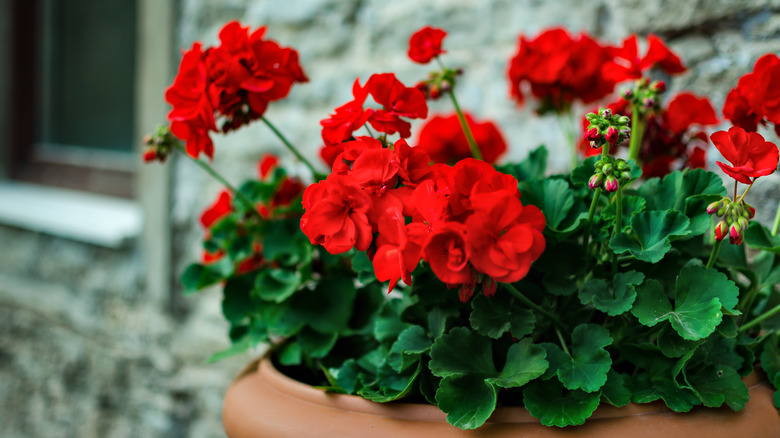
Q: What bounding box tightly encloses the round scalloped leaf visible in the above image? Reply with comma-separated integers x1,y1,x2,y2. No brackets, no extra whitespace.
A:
522,379,601,427
555,324,613,392
470,293,536,339
435,375,497,430
486,338,548,388
429,327,496,378
610,210,691,263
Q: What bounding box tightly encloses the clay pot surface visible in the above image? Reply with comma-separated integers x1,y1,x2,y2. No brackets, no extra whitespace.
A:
223,357,780,437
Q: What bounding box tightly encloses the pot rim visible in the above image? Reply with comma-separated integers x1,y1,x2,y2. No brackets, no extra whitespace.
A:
255,356,768,424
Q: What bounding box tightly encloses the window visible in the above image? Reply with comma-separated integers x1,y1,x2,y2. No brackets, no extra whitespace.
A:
9,0,137,198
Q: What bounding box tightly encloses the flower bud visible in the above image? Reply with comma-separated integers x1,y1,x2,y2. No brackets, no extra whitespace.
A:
604,175,619,192
729,223,743,245
746,204,756,219
617,116,630,125
602,163,613,175
605,127,620,144
622,89,634,100
584,127,600,142
643,97,655,108
585,113,599,123
616,160,630,171
714,220,728,241
620,171,632,180
706,200,722,215
589,173,604,190
601,108,613,118
737,216,749,230
143,148,158,163
439,80,452,93
594,159,604,170
651,80,667,93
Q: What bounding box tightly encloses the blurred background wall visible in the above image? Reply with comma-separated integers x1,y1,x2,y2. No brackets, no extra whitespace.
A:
1,0,778,436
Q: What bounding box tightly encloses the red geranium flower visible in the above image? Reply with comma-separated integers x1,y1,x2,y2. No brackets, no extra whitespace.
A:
417,113,507,164
365,73,429,137
408,26,447,64
723,54,780,135
422,222,472,285
711,126,779,185
603,34,685,83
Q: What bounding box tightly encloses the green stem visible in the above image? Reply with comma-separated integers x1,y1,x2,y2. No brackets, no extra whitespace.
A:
627,106,645,163
705,239,723,269
739,284,760,315
554,326,571,356
174,143,257,212
584,145,612,255
772,200,780,237
448,89,483,161
502,282,566,331
612,188,623,275
261,116,324,180
740,303,780,332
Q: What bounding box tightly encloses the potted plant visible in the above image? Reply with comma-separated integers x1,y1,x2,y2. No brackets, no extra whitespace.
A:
144,21,780,435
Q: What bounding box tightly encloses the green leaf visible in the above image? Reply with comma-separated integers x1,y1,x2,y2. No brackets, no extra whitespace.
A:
601,370,631,407
470,293,535,339
428,307,459,339
237,180,277,203
205,336,252,363
429,328,496,378
685,365,748,410
289,276,356,334
496,145,547,182
181,261,231,294
744,222,780,254
222,275,255,323
610,210,691,263
374,296,415,342
578,271,644,316
602,196,646,233
254,268,301,303
262,219,311,266
520,179,574,230
657,325,703,358
278,341,302,366
430,329,547,430
571,156,600,188
436,375,497,430
486,338,548,388
226,235,254,261
358,362,423,402
632,267,740,340
522,379,601,427
387,325,432,372
554,324,613,393
297,328,338,358
628,373,700,412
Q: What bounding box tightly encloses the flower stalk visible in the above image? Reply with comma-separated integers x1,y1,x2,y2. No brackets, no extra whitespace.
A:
740,303,780,332
262,116,325,180
627,106,646,162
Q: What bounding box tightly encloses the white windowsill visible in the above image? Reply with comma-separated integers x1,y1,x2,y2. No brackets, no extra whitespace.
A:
0,182,142,248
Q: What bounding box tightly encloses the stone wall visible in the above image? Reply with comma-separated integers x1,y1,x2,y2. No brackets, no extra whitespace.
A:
2,0,779,437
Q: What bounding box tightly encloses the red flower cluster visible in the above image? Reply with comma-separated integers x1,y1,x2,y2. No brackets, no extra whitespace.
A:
723,54,780,136
166,21,308,159
602,34,686,83
579,93,718,177
507,28,617,112
408,26,447,64
416,113,507,164
319,74,428,165
711,127,779,185
301,139,545,301
199,154,305,271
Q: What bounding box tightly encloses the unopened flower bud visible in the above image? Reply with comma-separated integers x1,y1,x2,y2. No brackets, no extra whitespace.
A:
707,200,722,215
714,220,728,241
616,160,630,171
601,108,613,118
746,204,756,219
643,97,656,108
605,127,620,144
586,113,599,123
651,80,667,93
620,171,632,180
622,89,634,100
737,216,749,230
439,80,452,93
617,116,630,125
594,159,604,170
602,163,613,175
589,173,604,190
143,148,158,163
584,127,600,142
729,223,743,245
604,175,619,192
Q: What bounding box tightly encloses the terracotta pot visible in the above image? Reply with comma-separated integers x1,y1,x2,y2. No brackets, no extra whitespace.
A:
223,357,779,437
